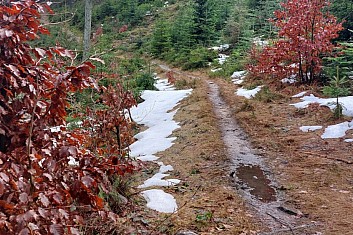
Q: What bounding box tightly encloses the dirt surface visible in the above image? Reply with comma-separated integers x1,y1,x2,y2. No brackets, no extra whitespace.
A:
129,62,353,235
130,64,258,234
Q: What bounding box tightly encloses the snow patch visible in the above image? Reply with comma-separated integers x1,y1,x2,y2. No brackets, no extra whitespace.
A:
231,71,246,85
292,94,353,139
154,78,175,91
291,94,353,117
253,37,269,47
292,91,308,98
281,76,297,84
211,68,222,72
209,44,230,52
218,54,229,65
141,189,177,213
130,78,191,213
138,163,180,188
236,86,263,99
299,126,323,132
321,122,353,139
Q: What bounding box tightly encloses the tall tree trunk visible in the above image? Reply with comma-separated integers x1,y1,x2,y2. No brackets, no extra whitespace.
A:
83,0,92,61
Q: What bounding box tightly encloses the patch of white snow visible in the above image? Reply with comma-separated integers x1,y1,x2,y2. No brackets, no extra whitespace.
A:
231,71,246,85
209,44,230,52
236,86,263,99
281,76,297,84
130,88,192,160
218,54,229,65
299,126,323,132
138,163,180,188
130,78,192,213
154,78,175,91
292,91,308,98
141,189,177,213
291,95,353,117
211,68,222,72
321,122,353,139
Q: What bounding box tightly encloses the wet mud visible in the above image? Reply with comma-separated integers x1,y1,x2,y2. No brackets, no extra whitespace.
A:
236,164,276,203
207,81,321,234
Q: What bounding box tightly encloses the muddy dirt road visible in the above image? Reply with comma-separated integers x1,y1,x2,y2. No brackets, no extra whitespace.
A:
132,62,353,235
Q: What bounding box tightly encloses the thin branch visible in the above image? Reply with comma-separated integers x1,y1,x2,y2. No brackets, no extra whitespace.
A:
147,185,202,235
259,222,321,235
266,212,294,234
41,11,76,26
303,151,353,164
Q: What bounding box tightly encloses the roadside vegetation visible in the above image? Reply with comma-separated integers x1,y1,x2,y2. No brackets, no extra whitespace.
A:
2,0,353,234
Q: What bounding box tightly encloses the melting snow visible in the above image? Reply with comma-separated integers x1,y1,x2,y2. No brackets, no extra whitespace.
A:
236,86,263,99
299,126,323,132
292,94,353,139
231,71,246,85
291,95,353,117
218,54,229,65
253,37,269,47
321,122,353,139
130,78,191,213
211,68,222,72
138,163,180,188
141,189,178,213
292,91,308,98
209,44,230,52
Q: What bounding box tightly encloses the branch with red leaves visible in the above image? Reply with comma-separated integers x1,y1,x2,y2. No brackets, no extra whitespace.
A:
0,1,139,234
248,0,343,83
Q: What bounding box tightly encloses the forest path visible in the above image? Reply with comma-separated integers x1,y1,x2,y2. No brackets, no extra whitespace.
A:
141,61,323,234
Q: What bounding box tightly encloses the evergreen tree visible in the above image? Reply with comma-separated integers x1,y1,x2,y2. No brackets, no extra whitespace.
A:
150,19,172,57
247,0,280,37
330,0,353,40
171,3,196,52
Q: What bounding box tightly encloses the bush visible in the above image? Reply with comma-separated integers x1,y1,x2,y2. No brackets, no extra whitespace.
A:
182,47,217,70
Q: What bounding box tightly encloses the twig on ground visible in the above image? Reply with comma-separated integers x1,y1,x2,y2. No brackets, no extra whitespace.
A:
147,185,202,235
259,222,320,235
303,151,353,164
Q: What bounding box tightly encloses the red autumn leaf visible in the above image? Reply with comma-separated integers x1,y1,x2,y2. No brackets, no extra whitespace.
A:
248,0,343,83
0,200,15,210
19,228,30,235
69,227,80,235
19,192,29,204
49,224,64,235
81,175,96,188
84,61,96,69
39,193,50,207
0,181,5,196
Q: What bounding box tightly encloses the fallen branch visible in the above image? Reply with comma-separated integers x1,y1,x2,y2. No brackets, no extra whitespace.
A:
259,222,320,235
41,10,76,26
147,185,202,235
266,212,295,235
302,151,353,164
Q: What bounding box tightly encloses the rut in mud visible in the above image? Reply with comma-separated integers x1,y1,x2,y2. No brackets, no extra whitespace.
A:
207,81,321,234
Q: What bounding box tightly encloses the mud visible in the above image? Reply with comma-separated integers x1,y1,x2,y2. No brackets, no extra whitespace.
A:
207,81,320,234
236,164,276,203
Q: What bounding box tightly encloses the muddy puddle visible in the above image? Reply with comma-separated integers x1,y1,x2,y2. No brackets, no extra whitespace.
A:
207,81,321,234
236,164,276,203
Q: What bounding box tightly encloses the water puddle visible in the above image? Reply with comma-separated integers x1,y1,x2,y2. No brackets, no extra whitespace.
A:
236,164,276,203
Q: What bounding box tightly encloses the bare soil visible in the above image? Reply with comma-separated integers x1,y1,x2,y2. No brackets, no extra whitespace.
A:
127,63,353,235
